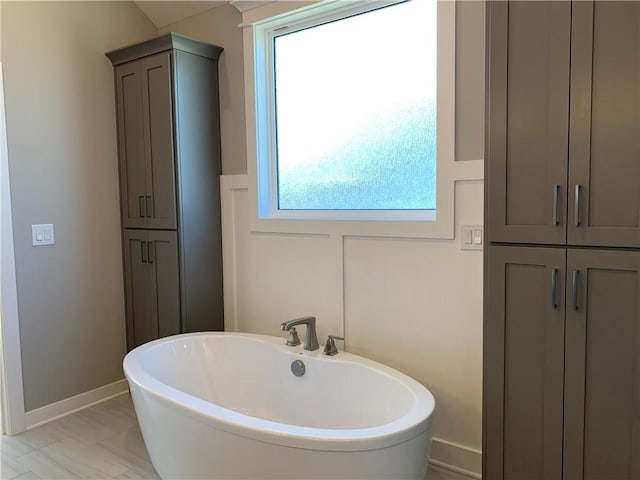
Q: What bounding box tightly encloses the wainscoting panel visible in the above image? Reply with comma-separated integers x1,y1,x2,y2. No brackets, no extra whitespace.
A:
220,174,483,475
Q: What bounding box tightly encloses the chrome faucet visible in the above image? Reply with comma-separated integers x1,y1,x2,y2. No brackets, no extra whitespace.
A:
280,316,319,351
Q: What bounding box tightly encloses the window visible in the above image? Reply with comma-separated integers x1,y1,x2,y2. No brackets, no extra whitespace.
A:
273,0,437,212
248,0,460,237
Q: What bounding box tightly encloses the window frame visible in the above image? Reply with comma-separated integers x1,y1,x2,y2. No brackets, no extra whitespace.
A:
244,0,460,238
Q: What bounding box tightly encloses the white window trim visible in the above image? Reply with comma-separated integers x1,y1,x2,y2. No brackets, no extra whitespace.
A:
242,0,462,238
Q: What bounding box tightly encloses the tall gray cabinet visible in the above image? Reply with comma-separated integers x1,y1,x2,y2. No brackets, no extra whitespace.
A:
484,2,640,479
106,34,225,350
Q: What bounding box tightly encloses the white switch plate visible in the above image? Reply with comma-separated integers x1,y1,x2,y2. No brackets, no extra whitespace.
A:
32,224,55,246
460,224,483,250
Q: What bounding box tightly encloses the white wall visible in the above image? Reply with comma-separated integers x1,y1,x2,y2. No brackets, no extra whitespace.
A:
1,1,157,412
222,176,483,475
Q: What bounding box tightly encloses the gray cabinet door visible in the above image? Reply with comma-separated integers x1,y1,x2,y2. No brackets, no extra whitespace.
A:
486,2,571,245
147,230,181,339
568,2,640,248
123,230,181,350
122,230,154,349
115,53,177,230
485,245,565,480
115,62,147,229
564,249,640,480
141,53,177,230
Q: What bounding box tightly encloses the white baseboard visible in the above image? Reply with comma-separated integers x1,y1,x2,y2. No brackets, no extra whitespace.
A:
429,437,482,478
25,379,129,430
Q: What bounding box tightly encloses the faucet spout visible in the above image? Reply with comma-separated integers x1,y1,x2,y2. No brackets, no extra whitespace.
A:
280,316,315,331
280,316,319,351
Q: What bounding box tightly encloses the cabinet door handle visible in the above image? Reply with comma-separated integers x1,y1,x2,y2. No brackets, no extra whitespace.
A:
138,195,146,218
147,241,154,264
574,184,581,226
572,270,580,311
551,268,558,309
552,184,560,225
145,196,152,218
140,241,147,263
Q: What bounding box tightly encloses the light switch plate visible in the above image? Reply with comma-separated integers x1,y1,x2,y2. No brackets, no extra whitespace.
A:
460,224,483,250
32,224,55,246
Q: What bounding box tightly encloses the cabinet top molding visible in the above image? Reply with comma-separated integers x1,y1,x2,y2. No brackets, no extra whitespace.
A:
106,33,223,66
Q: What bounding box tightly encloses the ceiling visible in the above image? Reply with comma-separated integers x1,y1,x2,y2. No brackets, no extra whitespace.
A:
134,2,226,28
134,1,272,28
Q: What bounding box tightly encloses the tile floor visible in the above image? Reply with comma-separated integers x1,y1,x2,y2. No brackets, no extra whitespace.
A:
1,394,473,479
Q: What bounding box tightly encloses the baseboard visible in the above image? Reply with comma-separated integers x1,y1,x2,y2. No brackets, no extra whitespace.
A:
429,437,482,478
25,379,129,430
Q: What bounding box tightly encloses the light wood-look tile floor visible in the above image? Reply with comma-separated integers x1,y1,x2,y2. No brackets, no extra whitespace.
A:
1,394,158,479
1,393,474,480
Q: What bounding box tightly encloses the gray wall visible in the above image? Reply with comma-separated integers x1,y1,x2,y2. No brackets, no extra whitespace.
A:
1,1,157,411
159,5,247,175
456,1,485,162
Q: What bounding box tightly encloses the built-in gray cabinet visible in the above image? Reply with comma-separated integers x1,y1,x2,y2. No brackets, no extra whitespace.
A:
487,1,640,248
485,2,640,479
107,33,225,350
485,245,565,480
485,246,640,479
485,1,571,245
115,52,177,230
122,230,181,348
563,249,640,480
567,2,640,248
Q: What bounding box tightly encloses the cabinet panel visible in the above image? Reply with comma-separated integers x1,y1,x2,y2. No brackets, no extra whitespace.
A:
115,62,147,229
486,1,570,245
148,231,180,338
568,1,640,247
485,245,565,480
564,249,640,480
123,230,154,349
141,53,177,230
174,50,224,333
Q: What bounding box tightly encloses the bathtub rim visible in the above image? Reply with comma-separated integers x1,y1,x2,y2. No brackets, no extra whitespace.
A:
124,331,435,452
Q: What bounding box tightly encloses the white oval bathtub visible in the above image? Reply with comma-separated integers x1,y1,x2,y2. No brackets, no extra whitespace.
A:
123,332,435,479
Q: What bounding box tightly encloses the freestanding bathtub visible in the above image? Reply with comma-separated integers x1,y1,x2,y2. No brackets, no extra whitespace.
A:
123,332,435,479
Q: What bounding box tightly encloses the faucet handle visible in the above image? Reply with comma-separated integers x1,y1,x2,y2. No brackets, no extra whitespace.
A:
286,327,301,346
323,335,344,356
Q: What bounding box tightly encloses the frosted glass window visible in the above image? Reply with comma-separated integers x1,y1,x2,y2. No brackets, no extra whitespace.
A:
273,0,437,211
